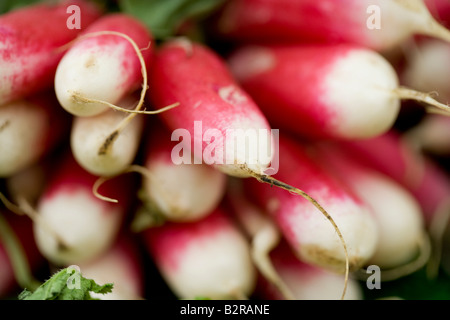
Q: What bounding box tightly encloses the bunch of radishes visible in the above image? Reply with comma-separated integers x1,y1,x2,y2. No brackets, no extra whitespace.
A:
2,0,450,301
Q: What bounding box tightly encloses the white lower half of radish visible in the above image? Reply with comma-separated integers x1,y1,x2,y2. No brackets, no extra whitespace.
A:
212,117,275,178
34,188,123,266
55,41,135,117
353,172,425,269
71,108,143,177
278,264,363,300
0,100,46,177
160,229,256,299
143,161,226,222
275,191,379,272
322,49,400,140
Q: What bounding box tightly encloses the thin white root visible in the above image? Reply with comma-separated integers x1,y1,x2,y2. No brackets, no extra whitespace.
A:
251,226,296,300
394,87,450,115
249,172,350,301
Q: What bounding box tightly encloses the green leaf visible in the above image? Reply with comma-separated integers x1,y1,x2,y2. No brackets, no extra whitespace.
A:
118,0,226,40
18,266,113,300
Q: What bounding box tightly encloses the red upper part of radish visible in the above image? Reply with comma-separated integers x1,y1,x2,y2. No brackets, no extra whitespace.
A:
0,0,102,106
148,39,274,178
216,0,450,51
228,43,400,140
54,13,153,117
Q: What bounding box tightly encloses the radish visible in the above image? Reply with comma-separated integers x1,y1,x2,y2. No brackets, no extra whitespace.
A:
70,95,144,177
0,91,71,178
54,13,154,117
215,0,450,51
137,120,227,223
309,142,429,276
338,130,450,225
0,210,44,298
75,233,144,300
426,0,450,27
148,39,275,178
242,134,379,281
255,242,364,300
0,0,102,106
32,152,134,266
148,39,355,295
227,43,450,141
141,207,257,299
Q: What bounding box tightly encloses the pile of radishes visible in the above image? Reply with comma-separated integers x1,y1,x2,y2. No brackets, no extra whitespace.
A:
2,0,450,301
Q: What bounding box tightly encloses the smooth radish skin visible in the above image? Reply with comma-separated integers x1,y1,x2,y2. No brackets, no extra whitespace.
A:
75,233,144,300
33,153,134,266
54,13,154,117
310,142,427,273
228,43,450,141
243,134,379,276
0,91,71,178
148,39,275,178
216,0,450,52
426,0,450,27
0,0,102,106
70,95,144,177
255,242,363,300
141,207,257,299
138,121,227,222
0,210,44,298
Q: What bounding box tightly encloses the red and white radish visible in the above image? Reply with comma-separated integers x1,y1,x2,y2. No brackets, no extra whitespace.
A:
310,142,428,273
54,13,154,117
0,0,102,106
138,121,227,222
32,152,134,266
0,91,71,178
148,39,275,178
70,95,144,177
256,242,364,300
141,207,257,299
243,134,379,276
216,0,450,51
228,43,450,141
75,233,144,300
338,130,450,225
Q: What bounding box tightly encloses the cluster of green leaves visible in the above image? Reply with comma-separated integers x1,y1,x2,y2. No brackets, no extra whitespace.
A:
19,267,113,300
